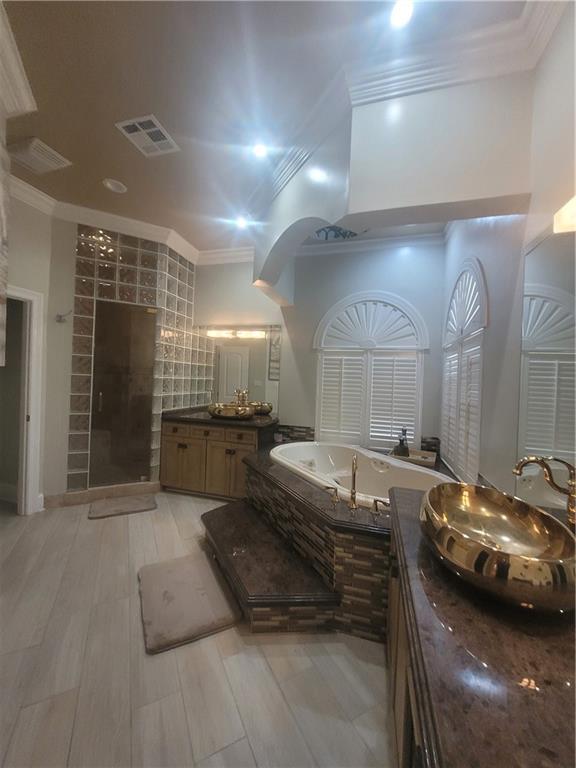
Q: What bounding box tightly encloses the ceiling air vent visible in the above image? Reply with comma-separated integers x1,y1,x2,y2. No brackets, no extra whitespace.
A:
115,115,180,157
8,137,72,174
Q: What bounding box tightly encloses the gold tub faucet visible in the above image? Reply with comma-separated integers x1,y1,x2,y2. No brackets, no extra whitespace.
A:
349,454,358,513
513,456,576,529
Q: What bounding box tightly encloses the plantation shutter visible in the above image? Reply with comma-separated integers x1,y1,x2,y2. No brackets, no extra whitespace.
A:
441,348,459,468
456,337,482,482
368,353,418,447
317,352,365,442
522,353,575,459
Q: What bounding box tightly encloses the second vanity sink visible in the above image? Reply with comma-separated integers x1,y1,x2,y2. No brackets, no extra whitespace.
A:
420,483,576,612
207,403,255,419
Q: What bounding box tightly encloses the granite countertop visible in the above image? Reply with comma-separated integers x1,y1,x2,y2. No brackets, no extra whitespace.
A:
389,487,575,768
244,449,391,536
162,408,278,429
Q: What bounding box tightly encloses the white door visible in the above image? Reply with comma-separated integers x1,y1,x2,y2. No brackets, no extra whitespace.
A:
218,346,249,402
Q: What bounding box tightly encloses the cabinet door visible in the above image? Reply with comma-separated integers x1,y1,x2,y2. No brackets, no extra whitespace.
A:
160,437,182,488
180,438,207,493
228,446,252,499
205,441,231,497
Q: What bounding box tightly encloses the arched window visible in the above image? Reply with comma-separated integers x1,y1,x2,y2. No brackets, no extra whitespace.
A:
314,292,429,448
441,259,487,482
519,284,575,459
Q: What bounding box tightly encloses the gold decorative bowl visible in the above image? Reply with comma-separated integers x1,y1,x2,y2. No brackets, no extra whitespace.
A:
207,403,255,420
248,401,273,415
420,483,576,612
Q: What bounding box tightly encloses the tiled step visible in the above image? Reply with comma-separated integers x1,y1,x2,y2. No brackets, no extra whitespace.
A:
202,501,339,632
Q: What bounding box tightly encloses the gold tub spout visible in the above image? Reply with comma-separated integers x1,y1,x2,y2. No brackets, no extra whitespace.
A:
349,454,358,513
513,456,576,530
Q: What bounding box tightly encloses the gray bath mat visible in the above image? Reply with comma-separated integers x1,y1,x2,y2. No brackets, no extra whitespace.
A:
138,550,242,654
88,494,157,519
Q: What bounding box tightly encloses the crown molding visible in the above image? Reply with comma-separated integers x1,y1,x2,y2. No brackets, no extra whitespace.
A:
0,4,36,118
197,247,254,266
267,73,351,204
9,175,200,264
9,175,56,215
298,231,445,259
346,2,567,107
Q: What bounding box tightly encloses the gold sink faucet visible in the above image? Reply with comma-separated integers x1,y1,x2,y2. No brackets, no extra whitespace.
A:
513,456,576,529
349,454,358,513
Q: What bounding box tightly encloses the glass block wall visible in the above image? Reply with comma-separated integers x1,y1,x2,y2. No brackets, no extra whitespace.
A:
67,225,214,491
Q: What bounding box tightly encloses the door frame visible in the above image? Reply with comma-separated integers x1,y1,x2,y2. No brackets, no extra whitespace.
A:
7,284,44,515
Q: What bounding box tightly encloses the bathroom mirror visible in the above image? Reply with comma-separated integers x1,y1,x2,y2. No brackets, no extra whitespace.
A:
201,325,282,413
515,231,575,508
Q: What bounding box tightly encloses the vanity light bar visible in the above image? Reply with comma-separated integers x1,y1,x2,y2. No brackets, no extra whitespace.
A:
206,329,266,339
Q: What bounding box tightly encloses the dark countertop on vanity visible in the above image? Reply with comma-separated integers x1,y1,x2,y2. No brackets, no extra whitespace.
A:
389,487,575,768
244,449,391,536
162,409,278,430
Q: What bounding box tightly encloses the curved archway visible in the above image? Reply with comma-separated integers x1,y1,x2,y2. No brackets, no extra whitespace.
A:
313,291,430,351
444,258,488,346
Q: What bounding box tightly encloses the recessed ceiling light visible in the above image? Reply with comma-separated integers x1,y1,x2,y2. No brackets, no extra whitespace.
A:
308,167,328,183
390,0,413,29
235,216,249,229
102,178,127,194
252,144,269,159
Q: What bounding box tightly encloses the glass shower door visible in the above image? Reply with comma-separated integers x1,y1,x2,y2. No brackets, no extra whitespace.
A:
89,301,156,487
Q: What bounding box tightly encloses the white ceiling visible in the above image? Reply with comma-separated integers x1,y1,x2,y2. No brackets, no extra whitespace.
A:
6,1,527,251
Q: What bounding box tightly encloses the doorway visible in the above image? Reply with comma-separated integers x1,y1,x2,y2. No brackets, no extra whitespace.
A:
0,298,26,515
217,345,249,402
89,301,156,487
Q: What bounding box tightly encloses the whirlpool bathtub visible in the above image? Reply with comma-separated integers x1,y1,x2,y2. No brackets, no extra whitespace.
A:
270,441,451,508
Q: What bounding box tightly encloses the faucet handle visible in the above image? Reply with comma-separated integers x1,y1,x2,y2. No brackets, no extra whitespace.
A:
324,486,339,507
372,498,390,519
545,457,576,485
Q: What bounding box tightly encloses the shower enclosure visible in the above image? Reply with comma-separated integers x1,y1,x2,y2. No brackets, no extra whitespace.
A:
89,301,156,487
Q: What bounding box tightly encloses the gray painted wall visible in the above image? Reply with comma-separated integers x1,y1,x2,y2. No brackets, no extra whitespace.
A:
195,262,283,326
280,239,446,432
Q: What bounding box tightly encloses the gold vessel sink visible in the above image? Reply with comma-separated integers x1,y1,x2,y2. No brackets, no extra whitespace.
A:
207,403,255,420
248,401,273,415
420,483,576,612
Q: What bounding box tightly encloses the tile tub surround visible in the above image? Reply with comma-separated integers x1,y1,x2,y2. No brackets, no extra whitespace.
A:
67,225,214,491
244,452,391,642
389,487,575,768
275,425,316,442
202,501,339,634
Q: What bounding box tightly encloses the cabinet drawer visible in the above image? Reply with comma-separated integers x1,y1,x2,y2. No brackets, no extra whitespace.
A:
190,426,226,440
162,422,190,437
225,429,257,446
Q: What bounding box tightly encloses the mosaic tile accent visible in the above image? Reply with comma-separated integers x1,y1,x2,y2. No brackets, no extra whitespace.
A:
246,467,390,642
66,226,214,491
276,424,315,442
248,605,335,633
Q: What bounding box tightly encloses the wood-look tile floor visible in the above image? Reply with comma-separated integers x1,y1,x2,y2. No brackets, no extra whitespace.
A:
0,492,392,768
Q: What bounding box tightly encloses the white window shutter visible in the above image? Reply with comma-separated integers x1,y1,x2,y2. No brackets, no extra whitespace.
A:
441,349,459,468
457,338,482,482
369,354,418,447
522,354,575,459
317,353,365,442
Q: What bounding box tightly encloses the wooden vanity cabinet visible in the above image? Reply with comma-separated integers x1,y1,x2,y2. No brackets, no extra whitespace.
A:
161,419,266,500
388,534,424,768
159,436,206,493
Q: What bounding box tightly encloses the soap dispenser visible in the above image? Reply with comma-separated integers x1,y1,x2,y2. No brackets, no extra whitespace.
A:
392,427,410,457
